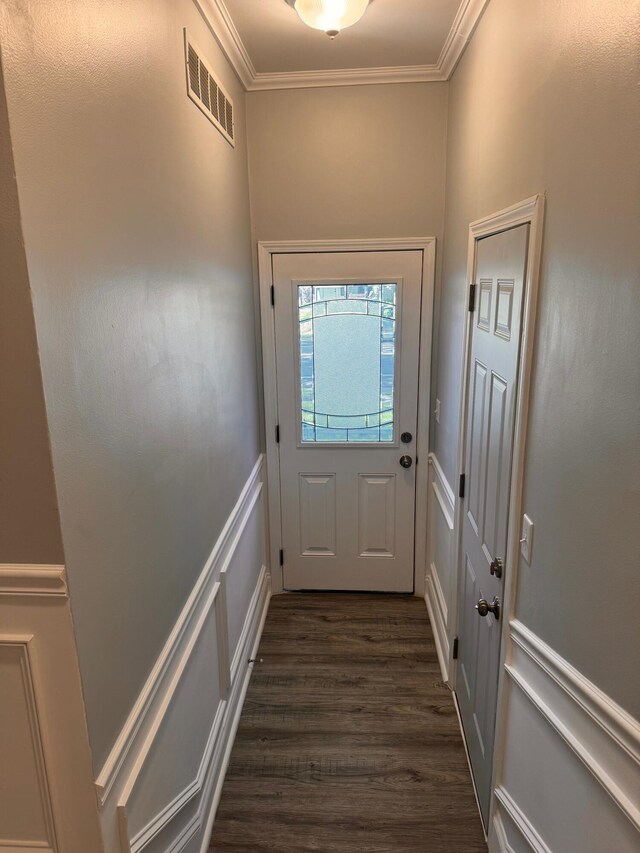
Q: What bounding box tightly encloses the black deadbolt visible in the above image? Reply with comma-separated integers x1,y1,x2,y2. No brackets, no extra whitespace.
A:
401,431,413,443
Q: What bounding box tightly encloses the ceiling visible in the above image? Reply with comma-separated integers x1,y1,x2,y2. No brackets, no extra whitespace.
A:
197,0,489,89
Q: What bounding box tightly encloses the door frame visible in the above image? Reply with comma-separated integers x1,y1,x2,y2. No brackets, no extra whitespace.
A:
449,196,545,824
258,238,436,596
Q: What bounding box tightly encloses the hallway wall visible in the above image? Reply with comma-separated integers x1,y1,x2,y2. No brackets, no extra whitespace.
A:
246,81,449,452
0,54,63,564
436,0,639,718
246,83,449,244
0,0,261,777
433,0,640,848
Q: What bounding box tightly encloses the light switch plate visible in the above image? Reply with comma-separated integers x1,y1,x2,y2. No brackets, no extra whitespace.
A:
520,514,534,564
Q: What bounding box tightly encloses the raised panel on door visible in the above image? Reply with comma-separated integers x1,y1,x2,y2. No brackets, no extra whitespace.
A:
299,474,337,556
467,359,488,536
482,372,509,562
357,474,396,558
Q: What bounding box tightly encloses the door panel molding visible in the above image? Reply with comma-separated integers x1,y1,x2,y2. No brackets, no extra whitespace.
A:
449,195,546,830
258,238,436,596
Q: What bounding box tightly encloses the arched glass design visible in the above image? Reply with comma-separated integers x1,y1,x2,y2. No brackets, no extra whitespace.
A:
298,283,397,443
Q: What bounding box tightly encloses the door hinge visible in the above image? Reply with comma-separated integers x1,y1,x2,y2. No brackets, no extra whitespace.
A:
458,473,466,499
275,424,280,444
453,636,459,659
468,283,476,312
270,285,275,307
279,549,284,567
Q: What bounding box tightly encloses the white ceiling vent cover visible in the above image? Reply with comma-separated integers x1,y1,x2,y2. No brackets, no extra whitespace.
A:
184,30,235,147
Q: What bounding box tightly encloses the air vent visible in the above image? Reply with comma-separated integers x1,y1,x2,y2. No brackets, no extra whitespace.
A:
184,30,235,147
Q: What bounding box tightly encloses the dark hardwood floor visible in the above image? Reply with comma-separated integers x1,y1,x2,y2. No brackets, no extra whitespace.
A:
209,594,486,852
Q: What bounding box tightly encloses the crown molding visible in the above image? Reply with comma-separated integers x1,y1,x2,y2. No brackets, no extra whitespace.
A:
193,0,256,89
436,0,490,78
196,0,491,91
250,64,444,90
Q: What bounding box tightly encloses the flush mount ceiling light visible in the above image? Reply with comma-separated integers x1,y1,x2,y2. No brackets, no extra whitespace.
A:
285,0,371,39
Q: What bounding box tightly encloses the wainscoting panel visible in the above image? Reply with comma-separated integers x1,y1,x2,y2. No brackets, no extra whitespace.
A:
96,456,271,853
490,620,640,852
425,453,456,682
0,566,103,852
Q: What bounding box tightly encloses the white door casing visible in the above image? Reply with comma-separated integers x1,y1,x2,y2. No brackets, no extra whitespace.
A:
456,224,530,827
269,248,427,593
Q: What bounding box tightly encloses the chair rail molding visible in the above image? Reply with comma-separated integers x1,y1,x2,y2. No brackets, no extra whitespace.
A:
490,619,640,852
506,620,640,831
0,563,67,596
95,455,271,853
195,0,490,90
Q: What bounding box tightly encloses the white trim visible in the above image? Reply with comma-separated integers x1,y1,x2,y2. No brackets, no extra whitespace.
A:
0,564,67,597
193,0,255,89
449,196,545,813
117,581,226,851
425,453,456,682
95,456,263,804
257,238,435,597
0,577,103,850
492,811,515,853
506,620,640,832
425,576,449,682
194,0,489,90
0,636,59,851
198,568,271,852
249,64,444,91
436,0,491,79
119,568,271,853
166,814,201,853
510,620,640,769
493,788,552,853
429,452,456,513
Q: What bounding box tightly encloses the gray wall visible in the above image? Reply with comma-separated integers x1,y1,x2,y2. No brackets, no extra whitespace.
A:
0,0,260,769
436,0,640,715
0,54,64,565
246,82,449,446
246,83,449,242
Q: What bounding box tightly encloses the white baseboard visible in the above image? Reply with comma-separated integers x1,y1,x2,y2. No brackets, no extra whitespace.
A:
491,619,640,852
96,456,271,853
425,453,456,683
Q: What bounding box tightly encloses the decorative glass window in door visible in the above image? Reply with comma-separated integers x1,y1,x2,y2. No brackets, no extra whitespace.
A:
298,283,397,442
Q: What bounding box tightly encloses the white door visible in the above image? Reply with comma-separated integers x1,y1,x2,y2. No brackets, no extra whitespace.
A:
456,225,529,826
272,250,424,592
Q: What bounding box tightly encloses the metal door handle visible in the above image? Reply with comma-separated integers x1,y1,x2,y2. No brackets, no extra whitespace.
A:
475,596,500,620
490,557,503,579
399,455,413,469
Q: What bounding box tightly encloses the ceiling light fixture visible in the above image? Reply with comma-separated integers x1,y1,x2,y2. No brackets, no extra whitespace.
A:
286,0,371,39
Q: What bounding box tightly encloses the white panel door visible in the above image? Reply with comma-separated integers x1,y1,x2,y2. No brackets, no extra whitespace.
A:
273,251,423,591
457,225,529,827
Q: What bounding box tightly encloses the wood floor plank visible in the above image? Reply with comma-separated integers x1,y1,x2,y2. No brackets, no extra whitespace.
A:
209,594,486,852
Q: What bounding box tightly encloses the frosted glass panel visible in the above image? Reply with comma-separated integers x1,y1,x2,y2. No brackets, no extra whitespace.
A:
298,284,396,443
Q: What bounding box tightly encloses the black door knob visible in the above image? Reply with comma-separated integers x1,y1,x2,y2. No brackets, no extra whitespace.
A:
399,455,413,469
